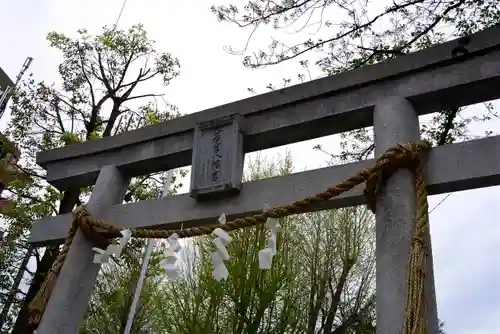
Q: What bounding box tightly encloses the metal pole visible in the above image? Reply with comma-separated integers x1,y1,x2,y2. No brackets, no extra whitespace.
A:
123,170,174,334
0,246,33,329
0,57,33,119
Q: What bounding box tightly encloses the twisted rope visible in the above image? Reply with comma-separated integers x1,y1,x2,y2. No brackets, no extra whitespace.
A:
29,140,432,333
402,159,431,333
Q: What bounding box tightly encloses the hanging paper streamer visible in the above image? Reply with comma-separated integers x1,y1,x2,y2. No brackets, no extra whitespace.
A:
160,233,181,280
92,247,111,264
211,213,232,281
258,203,281,269
157,171,182,279
92,229,132,264
107,230,132,257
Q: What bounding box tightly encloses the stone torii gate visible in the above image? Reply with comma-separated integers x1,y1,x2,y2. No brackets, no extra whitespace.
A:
28,25,500,333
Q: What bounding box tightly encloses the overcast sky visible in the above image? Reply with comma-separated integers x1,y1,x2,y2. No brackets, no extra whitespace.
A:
1,0,499,333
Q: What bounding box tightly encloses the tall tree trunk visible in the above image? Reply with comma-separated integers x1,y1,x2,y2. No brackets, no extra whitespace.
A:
102,102,122,138
323,263,352,333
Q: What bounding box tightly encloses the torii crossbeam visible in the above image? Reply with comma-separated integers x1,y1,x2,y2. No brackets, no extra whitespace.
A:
28,25,500,334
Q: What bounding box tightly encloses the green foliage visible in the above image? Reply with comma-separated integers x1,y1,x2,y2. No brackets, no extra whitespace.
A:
0,23,181,333
60,132,82,145
2,0,483,329
47,24,180,97
212,0,498,70
77,151,451,334
80,243,168,333
213,0,500,161
142,154,376,333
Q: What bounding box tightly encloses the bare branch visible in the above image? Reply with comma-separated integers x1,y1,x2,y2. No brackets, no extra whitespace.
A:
125,93,164,102
53,98,66,133
250,0,426,67
97,51,115,94
77,42,97,107
116,39,137,89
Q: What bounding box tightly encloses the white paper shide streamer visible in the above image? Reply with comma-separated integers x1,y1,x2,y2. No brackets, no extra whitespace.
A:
258,203,281,270
211,213,232,281
92,229,132,264
160,233,181,280
155,170,183,280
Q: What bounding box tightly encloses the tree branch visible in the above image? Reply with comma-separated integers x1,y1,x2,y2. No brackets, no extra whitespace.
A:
125,93,164,101
437,107,460,146
53,98,66,133
77,42,97,107
116,42,136,89
119,69,158,90
12,164,46,180
97,51,115,94
323,262,354,333
212,0,315,28
241,0,426,67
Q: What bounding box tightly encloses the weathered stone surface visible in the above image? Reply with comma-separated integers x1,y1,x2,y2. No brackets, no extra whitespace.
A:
190,114,244,200
29,134,500,245
27,25,500,334
373,97,438,334
36,166,130,334
35,26,500,190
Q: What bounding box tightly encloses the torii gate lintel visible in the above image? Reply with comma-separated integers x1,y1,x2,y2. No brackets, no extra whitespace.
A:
28,25,500,334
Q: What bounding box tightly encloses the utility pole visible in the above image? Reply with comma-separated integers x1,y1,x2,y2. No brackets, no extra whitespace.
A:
123,170,174,334
0,57,33,331
0,246,33,329
0,57,33,118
